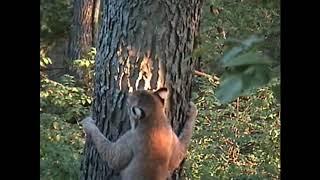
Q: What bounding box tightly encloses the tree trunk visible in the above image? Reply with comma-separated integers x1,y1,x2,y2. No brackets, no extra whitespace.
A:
68,0,101,76
80,0,203,179
93,0,101,47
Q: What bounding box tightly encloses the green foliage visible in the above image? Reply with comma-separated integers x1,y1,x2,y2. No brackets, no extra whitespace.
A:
40,113,85,180
220,36,264,66
196,0,280,104
183,0,280,178
270,83,280,103
197,0,280,73
185,77,280,179
40,48,52,70
40,49,92,179
41,76,91,123
41,48,54,79
73,48,96,68
215,36,275,104
222,50,272,68
72,47,96,94
40,0,72,43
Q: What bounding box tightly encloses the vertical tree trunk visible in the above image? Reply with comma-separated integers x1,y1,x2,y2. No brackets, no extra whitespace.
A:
93,0,101,47
80,0,203,179
68,0,101,77
194,24,202,71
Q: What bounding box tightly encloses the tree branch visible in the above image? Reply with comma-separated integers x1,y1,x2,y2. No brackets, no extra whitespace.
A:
194,70,220,81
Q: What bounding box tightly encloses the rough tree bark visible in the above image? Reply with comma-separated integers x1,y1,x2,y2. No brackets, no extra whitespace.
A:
68,0,101,75
80,0,203,179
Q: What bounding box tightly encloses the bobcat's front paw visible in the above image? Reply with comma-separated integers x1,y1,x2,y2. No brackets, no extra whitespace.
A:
80,116,96,134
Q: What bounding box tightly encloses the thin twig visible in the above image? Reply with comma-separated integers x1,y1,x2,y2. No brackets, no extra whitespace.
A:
236,97,240,118
194,70,220,81
44,67,67,71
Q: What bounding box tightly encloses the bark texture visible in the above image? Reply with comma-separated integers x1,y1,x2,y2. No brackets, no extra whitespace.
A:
68,0,100,61
80,0,203,179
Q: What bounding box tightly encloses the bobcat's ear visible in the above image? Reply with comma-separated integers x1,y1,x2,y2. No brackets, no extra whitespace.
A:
154,87,168,103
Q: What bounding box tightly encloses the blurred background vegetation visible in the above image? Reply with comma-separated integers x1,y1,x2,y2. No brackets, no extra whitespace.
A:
40,0,280,179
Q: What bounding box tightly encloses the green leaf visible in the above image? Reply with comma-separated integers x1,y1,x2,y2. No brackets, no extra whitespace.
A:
43,58,49,64
52,122,59,130
81,100,86,105
215,74,243,104
220,46,244,65
40,61,45,68
223,52,273,67
221,35,264,65
80,61,85,67
242,65,271,89
55,134,61,141
73,60,81,64
42,57,52,65
85,60,90,67
47,58,52,64
215,65,272,104
271,83,280,102
71,88,78,92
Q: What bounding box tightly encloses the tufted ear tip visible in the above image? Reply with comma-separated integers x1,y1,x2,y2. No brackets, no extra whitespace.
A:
154,87,168,101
